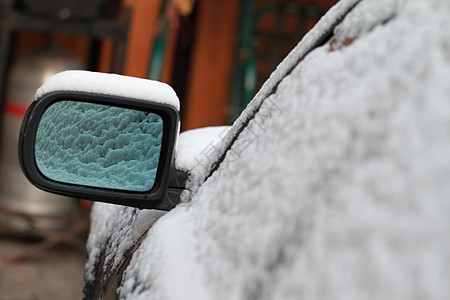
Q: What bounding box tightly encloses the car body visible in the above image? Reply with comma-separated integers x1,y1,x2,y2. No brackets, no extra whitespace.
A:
19,0,450,299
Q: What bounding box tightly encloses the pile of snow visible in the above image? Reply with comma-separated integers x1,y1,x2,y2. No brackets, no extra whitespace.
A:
174,126,230,173
36,70,180,110
36,101,163,191
86,0,450,299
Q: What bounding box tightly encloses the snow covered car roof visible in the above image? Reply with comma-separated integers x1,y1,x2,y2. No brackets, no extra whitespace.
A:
84,0,450,299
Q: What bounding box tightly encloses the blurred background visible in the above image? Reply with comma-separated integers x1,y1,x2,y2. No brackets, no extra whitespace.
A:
0,0,336,298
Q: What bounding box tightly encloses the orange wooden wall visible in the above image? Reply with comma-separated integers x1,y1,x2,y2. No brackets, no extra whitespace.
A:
182,0,240,130
121,0,162,77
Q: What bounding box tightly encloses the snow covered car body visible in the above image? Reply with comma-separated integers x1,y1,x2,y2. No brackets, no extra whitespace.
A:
18,0,450,299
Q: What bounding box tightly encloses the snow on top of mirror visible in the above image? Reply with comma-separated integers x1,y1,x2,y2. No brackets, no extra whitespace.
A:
35,70,180,111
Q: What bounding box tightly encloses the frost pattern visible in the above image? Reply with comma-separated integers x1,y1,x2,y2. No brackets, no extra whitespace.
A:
36,101,163,191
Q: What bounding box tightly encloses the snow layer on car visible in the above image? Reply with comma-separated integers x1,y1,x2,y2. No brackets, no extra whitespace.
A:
35,101,163,191
116,0,450,299
35,70,180,110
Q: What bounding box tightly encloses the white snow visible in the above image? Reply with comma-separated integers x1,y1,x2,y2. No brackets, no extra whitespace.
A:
86,0,450,299
35,70,180,110
174,126,231,172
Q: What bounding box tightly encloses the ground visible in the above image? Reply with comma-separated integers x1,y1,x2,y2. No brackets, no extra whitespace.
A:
0,236,86,300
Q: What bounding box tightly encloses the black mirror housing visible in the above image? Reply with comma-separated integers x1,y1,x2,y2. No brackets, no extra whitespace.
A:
19,71,183,210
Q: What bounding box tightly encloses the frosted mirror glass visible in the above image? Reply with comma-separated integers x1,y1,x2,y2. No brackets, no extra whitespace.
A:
35,101,163,192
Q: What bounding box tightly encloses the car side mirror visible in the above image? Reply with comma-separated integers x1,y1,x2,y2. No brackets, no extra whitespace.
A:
19,71,187,210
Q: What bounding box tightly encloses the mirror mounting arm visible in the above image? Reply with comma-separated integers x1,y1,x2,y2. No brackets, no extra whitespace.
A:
147,167,189,211
167,166,189,189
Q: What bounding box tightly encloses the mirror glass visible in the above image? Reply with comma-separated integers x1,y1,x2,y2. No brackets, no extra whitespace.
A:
35,101,163,192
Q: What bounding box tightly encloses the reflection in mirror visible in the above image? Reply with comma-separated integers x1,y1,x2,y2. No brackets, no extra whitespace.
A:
35,101,163,192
